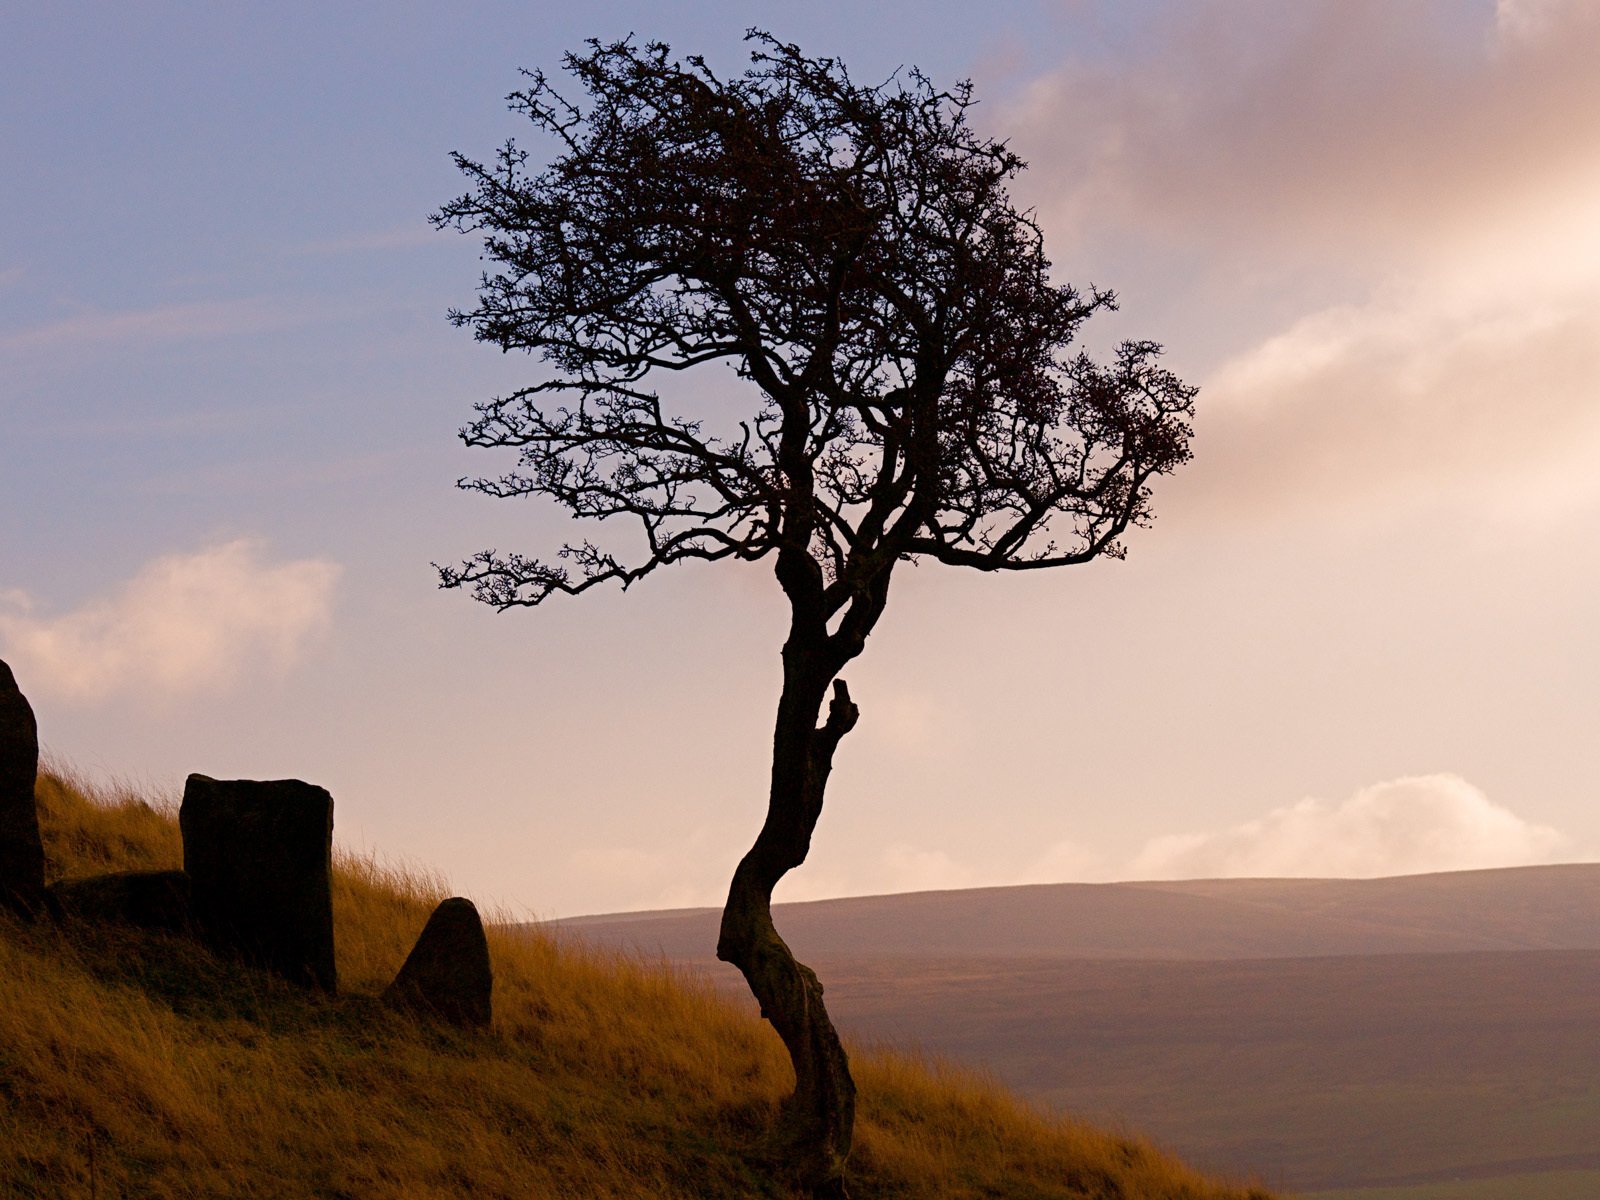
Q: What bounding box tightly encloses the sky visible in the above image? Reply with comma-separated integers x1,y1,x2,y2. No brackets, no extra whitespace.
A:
4,0,1599,919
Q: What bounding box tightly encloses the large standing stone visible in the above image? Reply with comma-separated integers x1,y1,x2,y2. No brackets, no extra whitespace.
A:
383,897,492,1028
0,658,46,918
180,774,336,991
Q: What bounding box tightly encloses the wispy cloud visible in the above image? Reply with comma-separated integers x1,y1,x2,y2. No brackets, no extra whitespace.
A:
1495,0,1591,43
1124,774,1568,880
844,777,1581,895
1190,273,1600,523
567,829,734,913
0,540,340,703
0,295,322,354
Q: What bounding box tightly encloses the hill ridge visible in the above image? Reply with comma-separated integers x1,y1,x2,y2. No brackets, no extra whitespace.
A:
554,862,1600,963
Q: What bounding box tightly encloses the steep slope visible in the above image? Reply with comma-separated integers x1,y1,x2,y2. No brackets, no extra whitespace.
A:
0,769,1273,1200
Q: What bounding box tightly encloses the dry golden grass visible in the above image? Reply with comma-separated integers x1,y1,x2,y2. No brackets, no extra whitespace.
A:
2,768,1276,1199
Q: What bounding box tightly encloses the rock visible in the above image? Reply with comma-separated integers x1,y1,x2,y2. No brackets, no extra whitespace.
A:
51,870,192,932
179,774,336,991
0,658,46,918
383,897,492,1028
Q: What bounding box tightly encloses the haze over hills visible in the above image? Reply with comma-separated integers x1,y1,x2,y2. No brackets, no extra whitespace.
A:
552,865,1600,1195
820,948,1600,1193
556,863,1600,963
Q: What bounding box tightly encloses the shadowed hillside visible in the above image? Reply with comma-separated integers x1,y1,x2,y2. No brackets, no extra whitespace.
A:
815,950,1600,1192
556,872,1600,1194
0,767,1273,1199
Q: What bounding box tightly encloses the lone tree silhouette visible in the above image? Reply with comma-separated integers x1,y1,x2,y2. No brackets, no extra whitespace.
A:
435,32,1195,1198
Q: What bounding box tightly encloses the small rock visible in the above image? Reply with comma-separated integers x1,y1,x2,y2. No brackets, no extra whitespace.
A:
0,658,46,918
180,774,336,991
51,869,192,932
383,897,493,1028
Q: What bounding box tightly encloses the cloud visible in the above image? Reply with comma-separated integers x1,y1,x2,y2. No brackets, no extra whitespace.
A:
1005,1,1600,268
0,540,340,702
554,774,1577,914
1188,273,1600,523
1126,774,1567,880
0,296,323,354
1496,0,1591,43
996,1,1600,523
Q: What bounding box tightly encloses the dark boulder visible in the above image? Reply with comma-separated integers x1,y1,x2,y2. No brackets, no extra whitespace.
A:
51,869,192,932
180,774,336,991
0,658,46,918
383,897,492,1028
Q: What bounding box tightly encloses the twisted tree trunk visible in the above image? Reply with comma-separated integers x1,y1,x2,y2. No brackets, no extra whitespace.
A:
719,638,859,1199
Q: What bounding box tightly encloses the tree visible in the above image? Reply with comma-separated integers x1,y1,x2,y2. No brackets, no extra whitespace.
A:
434,32,1195,1198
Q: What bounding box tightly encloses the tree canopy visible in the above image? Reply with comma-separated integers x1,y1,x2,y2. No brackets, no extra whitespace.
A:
435,34,1194,632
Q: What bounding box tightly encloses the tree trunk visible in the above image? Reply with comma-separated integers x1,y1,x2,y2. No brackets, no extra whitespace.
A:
719,645,859,1198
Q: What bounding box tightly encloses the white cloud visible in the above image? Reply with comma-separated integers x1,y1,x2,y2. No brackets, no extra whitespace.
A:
1191,270,1600,523
1125,774,1567,880
1495,0,1590,43
0,540,340,702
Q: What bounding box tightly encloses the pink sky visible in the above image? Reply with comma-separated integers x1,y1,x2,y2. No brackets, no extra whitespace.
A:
4,1,1598,916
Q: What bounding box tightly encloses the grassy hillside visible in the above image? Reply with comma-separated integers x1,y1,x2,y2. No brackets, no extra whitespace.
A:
0,768,1273,1200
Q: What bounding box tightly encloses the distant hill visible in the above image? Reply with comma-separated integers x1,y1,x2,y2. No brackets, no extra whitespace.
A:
551,867,1600,1195
555,864,1600,963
